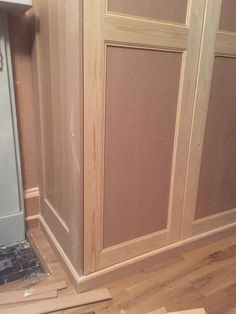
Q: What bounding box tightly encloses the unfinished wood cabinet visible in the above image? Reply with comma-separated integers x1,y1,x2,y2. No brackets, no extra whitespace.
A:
33,0,236,291
181,0,236,238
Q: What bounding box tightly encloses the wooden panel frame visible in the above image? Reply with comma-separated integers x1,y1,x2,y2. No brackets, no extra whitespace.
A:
215,32,236,57
181,0,236,239
84,0,206,274
34,0,84,274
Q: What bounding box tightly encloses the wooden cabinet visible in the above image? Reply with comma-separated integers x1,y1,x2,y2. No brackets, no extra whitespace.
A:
33,0,236,291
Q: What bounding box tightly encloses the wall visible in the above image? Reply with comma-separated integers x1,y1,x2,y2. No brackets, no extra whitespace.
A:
8,13,40,229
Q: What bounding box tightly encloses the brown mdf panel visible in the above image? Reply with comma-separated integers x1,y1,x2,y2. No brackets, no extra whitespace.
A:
103,46,182,248
219,0,236,32
108,0,187,24
195,57,236,220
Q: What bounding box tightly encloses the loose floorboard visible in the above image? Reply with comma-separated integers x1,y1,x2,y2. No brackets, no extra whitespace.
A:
0,229,235,314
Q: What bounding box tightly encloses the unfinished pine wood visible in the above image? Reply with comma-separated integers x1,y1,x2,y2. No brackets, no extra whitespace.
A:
0,280,66,305
34,0,236,290
167,310,206,314
108,0,187,24
4,229,235,314
103,15,188,51
84,0,206,273
195,57,236,219
147,308,167,314
34,0,83,273
1,289,111,314
0,289,57,305
181,0,222,239
215,32,236,57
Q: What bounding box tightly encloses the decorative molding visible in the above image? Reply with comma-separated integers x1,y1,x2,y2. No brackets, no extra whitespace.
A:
44,198,70,234
38,213,236,292
23,187,40,219
193,208,236,236
39,215,80,282
25,214,40,221
24,187,40,199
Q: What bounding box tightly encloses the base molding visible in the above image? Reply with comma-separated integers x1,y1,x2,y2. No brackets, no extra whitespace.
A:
37,214,236,292
24,187,40,221
25,214,40,230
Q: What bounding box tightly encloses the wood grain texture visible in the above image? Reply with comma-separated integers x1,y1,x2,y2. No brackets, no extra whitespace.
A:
39,208,236,293
147,308,167,314
215,32,236,57
84,0,106,275
167,310,206,314
1,289,111,314
104,14,188,51
0,288,58,305
108,0,187,24
24,187,40,217
2,229,235,314
195,57,236,219
165,0,206,244
84,0,206,273
33,0,84,272
181,0,222,238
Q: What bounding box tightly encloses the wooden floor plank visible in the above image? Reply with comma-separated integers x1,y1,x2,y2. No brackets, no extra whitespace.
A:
0,229,235,314
1,288,112,314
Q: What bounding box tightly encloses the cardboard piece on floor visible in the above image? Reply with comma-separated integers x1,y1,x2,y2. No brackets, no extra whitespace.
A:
0,288,112,314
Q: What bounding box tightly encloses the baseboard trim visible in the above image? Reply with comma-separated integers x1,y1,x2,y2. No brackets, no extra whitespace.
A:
38,214,236,292
38,215,80,287
24,187,40,218
25,214,40,230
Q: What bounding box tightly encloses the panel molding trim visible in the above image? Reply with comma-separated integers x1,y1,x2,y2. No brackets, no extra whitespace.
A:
181,0,223,239
24,187,40,199
193,208,236,236
215,31,236,57
104,13,189,51
39,212,236,292
44,198,70,234
84,0,207,274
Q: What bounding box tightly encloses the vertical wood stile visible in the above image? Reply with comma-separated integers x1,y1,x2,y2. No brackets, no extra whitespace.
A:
181,0,222,239
84,0,106,274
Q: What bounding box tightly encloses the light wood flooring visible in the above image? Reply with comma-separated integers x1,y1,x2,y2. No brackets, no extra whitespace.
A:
0,229,236,314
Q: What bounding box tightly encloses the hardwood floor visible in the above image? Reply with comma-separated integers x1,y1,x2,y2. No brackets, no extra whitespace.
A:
0,229,235,314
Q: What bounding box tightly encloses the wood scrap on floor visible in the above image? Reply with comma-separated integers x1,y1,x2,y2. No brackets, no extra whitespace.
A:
0,280,67,305
146,307,167,314
146,308,206,314
1,288,112,314
167,309,206,314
